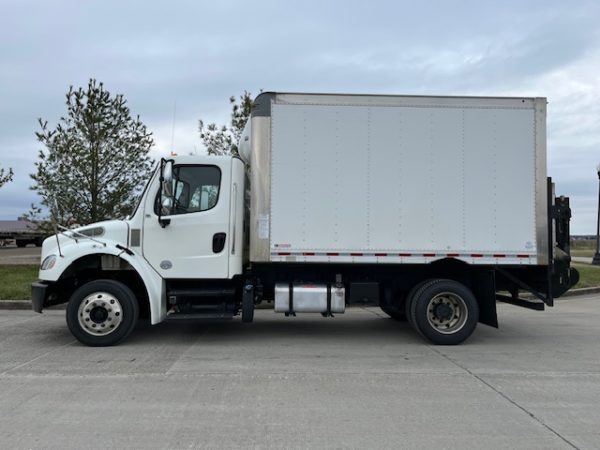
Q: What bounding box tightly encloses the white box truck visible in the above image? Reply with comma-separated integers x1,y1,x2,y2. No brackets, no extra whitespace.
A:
32,93,578,346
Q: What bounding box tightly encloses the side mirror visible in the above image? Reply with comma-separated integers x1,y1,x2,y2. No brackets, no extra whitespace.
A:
163,160,173,183
158,158,175,228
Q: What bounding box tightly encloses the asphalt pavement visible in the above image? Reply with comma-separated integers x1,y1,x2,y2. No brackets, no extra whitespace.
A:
0,244,41,264
1,297,599,449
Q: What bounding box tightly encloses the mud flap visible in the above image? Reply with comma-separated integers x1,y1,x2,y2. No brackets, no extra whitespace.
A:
472,270,498,328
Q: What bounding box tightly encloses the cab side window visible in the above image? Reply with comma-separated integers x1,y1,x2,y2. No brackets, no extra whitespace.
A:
155,165,221,216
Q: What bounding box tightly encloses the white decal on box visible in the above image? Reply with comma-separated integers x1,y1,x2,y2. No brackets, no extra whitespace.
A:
258,214,269,239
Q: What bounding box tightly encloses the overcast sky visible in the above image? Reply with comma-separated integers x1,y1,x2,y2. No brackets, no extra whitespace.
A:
0,0,599,234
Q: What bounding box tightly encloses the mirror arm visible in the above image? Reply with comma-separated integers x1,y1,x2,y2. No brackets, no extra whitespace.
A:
157,157,176,228
158,159,165,226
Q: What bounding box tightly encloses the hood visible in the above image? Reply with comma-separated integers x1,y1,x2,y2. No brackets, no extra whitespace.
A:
41,220,129,259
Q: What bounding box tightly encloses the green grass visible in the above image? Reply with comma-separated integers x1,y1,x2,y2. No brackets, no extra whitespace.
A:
573,263,600,289
571,239,597,258
572,238,595,249
572,249,596,257
0,265,38,300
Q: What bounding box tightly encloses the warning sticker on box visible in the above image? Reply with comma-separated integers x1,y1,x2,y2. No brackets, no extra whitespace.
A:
258,214,269,239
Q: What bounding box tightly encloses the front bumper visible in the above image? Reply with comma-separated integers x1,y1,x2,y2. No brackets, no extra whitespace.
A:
32,280,69,312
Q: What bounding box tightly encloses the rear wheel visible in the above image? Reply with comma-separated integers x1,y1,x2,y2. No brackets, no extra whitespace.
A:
405,280,430,328
410,279,478,345
15,240,27,248
66,279,139,346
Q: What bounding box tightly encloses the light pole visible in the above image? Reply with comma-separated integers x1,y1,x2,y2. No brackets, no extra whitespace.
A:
593,163,600,265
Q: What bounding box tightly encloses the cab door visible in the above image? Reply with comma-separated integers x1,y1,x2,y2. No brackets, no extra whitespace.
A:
142,160,231,279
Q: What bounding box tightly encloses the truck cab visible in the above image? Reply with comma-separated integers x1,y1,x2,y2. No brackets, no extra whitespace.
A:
32,154,246,346
136,155,245,280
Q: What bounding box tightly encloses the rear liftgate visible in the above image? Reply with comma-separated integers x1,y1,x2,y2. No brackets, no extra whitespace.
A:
496,177,579,310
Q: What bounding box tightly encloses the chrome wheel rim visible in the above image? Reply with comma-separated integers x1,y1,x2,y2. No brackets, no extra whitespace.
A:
77,292,123,336
426,292,468,334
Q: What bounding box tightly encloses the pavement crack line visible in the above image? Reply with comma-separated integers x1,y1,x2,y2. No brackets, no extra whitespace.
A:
430,347,580,450
0,339,76,377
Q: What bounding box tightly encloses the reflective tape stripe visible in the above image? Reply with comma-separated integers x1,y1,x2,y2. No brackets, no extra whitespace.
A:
271,252,533,259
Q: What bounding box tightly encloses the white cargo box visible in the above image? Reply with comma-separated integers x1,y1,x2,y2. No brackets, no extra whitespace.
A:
249,93,547,266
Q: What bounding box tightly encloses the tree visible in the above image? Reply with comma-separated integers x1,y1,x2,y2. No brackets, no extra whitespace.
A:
0,165,13,189
198,91,255,156
19,203,54,235
31,79,154,225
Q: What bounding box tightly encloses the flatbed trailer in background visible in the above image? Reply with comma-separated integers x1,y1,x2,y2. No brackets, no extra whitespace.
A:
0,220,47,247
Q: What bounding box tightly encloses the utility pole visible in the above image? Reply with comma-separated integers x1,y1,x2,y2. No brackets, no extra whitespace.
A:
593,163,600,265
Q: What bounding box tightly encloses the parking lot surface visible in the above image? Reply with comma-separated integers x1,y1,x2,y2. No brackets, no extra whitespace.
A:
0,244,41,264
1,296,599,449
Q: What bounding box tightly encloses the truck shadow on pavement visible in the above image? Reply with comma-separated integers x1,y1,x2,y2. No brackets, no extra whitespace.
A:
125,312,488,347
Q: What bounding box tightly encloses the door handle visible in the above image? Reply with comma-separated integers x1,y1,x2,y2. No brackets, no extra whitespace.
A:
213,233,226,253
232,183,237,255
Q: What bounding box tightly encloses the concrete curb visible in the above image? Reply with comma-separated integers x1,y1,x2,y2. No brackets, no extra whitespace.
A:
558,286,600,298
1,286,599,310
0,300,33,310
0,300,66,310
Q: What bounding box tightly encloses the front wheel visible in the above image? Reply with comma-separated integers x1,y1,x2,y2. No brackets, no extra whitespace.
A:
66,279,139,346
410,279,479,345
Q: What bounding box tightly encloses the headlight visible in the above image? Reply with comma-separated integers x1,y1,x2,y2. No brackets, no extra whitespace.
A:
79,226,105,237
41,255,57,270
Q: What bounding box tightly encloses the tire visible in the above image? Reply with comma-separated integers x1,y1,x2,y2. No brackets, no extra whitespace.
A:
410,279,479,345
35,237,44,247
405,280,430,328
15,240,27,248
66,279,139,346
